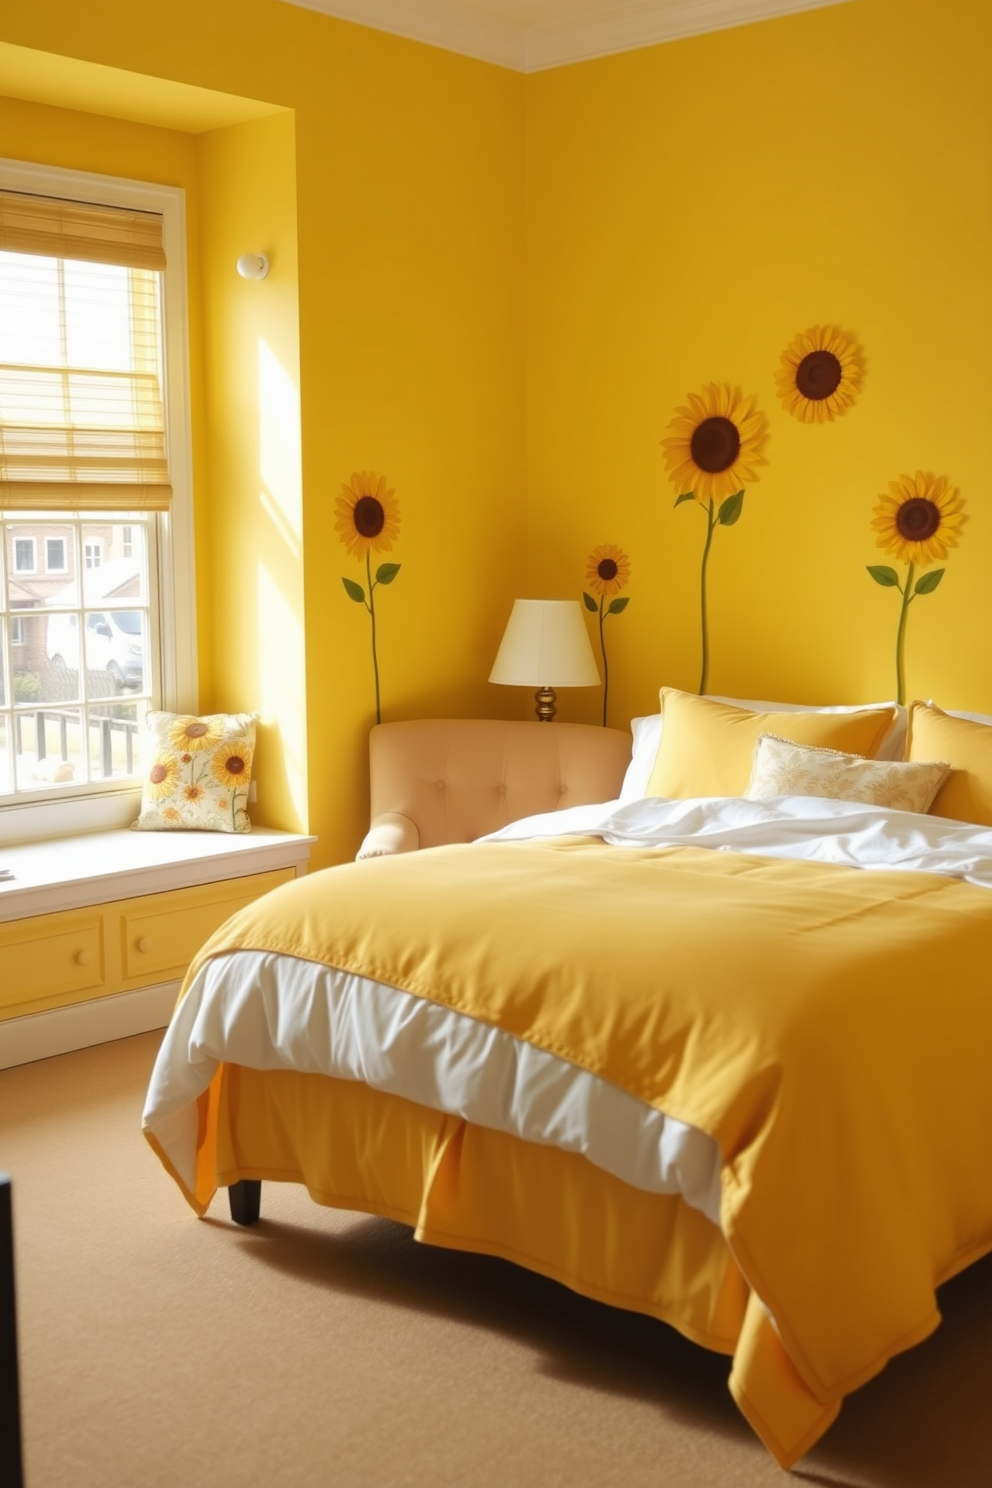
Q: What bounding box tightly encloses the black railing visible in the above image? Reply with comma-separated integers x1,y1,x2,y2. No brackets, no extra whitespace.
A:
14,708,139,779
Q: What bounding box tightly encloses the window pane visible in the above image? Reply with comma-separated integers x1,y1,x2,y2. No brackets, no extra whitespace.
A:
14,537,35,572
84,609,146,696
0,252,61,367
88,701,142,780
64,260,132,373
46,536,66,571
81,521,146,606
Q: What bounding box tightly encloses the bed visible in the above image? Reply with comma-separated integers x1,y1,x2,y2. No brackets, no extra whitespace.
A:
143,696,992,1470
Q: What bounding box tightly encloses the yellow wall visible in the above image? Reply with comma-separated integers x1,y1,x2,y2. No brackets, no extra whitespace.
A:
195,112,306,834
2,0,989,864
525,0,992,726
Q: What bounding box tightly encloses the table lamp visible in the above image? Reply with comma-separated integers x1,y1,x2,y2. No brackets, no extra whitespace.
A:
489,599,600,722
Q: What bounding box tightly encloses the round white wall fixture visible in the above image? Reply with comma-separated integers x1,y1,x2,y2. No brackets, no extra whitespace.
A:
236,252,269,280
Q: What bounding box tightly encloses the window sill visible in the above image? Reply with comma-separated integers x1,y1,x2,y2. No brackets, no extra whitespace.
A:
0,826,316,923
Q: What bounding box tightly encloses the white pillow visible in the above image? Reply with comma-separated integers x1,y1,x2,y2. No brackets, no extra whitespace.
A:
619,695,907,803
927,701,992,728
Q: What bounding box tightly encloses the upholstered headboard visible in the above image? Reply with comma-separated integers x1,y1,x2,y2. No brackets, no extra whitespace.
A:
356,718,632,859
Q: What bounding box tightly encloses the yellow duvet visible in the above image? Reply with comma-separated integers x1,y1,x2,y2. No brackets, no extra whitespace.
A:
167,836,992,1466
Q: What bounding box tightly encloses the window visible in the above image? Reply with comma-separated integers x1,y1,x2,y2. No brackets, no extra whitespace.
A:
0,160,196,839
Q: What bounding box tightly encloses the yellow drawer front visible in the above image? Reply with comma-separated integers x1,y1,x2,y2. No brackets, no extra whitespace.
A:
121,868,293,982
0,915,105,1012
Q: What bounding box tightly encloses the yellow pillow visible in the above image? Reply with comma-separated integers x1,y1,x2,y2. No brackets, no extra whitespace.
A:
906,701,992,826
132,710,258,833
645,689,898,800
745,734,950,814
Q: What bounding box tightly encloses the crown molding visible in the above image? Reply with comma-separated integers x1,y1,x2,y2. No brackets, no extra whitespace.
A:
279,0,853,73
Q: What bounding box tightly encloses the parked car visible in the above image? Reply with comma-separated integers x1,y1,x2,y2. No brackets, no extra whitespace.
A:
46,610,145,692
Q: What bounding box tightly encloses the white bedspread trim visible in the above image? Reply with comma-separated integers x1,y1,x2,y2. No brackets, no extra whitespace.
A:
142,950,724,1225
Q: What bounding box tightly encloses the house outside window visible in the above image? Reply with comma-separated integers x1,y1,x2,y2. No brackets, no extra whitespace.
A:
0,160,196,839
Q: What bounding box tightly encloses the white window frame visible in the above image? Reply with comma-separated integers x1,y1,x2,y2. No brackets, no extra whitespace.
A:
10,616,23,647
0,157,197,843
83,539,103,570
45,535,68,573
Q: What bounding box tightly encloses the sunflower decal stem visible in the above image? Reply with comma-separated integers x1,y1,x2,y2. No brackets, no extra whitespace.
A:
663,384,767,696
583,544,631,727
867,471,965,705
337,471,402,725
776,325,864,423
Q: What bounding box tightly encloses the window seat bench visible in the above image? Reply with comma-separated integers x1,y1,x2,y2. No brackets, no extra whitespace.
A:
0,827,314,1069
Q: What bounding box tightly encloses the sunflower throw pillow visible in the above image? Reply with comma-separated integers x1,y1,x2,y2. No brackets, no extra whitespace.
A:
132,711,258,833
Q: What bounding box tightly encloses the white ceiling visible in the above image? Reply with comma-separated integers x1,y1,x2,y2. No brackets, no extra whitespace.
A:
280,0,853,72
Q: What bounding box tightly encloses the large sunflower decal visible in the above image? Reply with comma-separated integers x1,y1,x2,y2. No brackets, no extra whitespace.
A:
662,383,767,507
337,470,403,724
582,544,632,727
867,471,966,704
662,384,768,694
776,325,863,423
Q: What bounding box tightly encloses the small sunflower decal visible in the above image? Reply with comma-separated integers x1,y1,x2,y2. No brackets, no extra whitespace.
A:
662,383,768,694
776,325,864,423
662,382,768,506
212,742,253,790
867,471,966,704
338,470,403,725
335,471,401,560
582,544,632,727
585,544,631,600
146,755,178,801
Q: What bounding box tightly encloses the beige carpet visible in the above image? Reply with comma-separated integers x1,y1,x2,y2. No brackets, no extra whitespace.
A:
1,1033,989,1488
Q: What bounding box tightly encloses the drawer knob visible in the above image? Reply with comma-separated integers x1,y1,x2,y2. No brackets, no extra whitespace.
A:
76,949,92,966
136,936,151,954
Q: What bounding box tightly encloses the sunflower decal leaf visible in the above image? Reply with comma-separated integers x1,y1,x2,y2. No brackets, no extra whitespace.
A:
662,384,768,694
868,471,965,704
337,470,403,724
584,544,632,727
914,569,944,596
776,326,864,423
718,491,744,527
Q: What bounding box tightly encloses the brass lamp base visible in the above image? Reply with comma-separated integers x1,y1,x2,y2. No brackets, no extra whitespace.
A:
534,686,557,722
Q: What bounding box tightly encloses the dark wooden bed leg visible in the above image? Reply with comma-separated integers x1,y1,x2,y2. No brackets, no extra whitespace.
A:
228,1179,262,1226
1,1174,24,1488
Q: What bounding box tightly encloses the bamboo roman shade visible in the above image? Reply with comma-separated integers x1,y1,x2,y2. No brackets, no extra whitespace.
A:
0,189,171,511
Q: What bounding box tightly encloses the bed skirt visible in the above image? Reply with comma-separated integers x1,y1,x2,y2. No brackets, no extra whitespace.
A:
146,1061,840,1467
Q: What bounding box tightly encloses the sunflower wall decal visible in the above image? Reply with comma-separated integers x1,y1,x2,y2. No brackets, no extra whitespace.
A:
662,383,768,695
582,543,631,727
776,325,864,423
867,471,966,705
337,470,402,724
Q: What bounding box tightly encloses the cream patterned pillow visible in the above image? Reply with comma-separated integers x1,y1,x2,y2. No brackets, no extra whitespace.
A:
132,711,258,833
745,733,951,814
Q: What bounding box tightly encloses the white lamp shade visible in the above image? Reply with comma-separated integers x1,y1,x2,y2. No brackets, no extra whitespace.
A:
489,599,600,688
